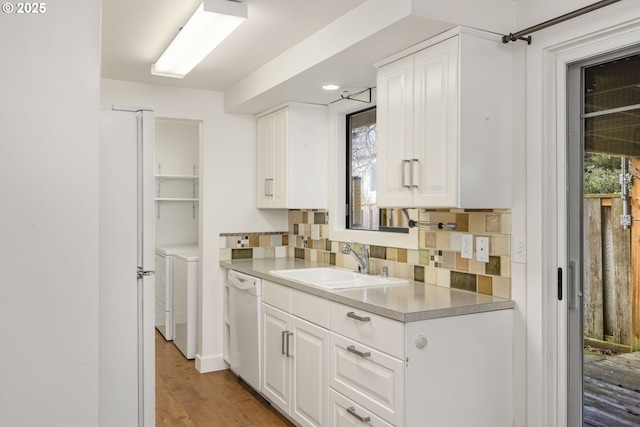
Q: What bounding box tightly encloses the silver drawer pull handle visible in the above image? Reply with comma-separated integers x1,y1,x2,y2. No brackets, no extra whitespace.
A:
411,158,419,188
281,330,289,355
346,311,370,322
286,332,293,357
347,345,371,358
347,406,370,422
401,159,411,188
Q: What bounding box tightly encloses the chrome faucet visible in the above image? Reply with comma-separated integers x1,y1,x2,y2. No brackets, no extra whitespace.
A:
342,242,369,274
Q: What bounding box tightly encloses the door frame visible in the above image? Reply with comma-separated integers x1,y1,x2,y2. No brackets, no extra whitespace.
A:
528,7,640,426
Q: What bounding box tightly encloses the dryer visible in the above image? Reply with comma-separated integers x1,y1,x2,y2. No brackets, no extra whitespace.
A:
172,250,199,359
155,244,197,340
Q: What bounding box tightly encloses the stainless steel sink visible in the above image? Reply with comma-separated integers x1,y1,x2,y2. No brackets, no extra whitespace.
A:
269,267,408,290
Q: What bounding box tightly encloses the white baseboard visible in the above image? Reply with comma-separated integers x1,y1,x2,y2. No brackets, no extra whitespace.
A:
195,353,228,373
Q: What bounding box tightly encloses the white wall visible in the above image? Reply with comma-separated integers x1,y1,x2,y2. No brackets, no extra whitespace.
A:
0,1,101,426
101,79,287,372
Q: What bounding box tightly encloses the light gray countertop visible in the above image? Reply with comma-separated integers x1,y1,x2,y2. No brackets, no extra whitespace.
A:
220,258,514,322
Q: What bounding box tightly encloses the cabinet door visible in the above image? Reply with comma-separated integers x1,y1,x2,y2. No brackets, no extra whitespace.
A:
256,113,275,208
412,36,459,207
291,317,329,427
376,55,415,208
270,107,289,208
262,304,292,413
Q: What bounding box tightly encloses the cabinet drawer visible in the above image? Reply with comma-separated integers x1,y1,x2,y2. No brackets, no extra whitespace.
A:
329,388,394,427
329,302,404,359
291,289,330,329
330,333,404,426
262,280,291,312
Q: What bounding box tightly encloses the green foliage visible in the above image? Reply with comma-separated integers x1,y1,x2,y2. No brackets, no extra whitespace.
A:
583,153,622,194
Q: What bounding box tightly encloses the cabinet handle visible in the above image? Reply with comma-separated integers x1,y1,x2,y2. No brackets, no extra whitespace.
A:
347,345,371,358
402,159,411,188
281,330,289,355
346,311,370,322
346,407,370,422
265,178,276,196
285,332,293,357
411,158,419,188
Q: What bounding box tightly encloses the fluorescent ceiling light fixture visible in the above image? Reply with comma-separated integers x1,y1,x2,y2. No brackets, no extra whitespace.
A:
151,0,247,79
322,83,340,91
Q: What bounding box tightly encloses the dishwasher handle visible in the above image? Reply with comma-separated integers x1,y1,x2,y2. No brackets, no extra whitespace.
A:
227,270,261,295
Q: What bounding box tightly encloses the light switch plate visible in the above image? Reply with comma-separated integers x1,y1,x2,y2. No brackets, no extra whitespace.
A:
476,237,489,263
461,234,473,259
513,236,526,263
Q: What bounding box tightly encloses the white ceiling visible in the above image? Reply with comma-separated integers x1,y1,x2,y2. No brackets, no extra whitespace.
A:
101,0,456,114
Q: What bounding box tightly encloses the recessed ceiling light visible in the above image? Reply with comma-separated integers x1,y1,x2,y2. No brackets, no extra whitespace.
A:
322,83,340,91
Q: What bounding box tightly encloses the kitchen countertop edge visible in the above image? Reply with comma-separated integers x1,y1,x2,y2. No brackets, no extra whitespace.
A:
220,258,515,322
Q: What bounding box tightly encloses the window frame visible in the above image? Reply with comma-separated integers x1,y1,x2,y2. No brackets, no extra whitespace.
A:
346,106,410,234
327,89,418,249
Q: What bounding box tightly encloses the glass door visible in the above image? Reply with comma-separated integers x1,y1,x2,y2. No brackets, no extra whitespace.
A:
567,47,640,427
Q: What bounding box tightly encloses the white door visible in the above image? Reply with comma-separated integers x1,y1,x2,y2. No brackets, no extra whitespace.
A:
376,55,414,208
291,317,329,427
412,36,458,207
256,114,274,208
262,304,292,413
99,108,155,427
271,107,289,208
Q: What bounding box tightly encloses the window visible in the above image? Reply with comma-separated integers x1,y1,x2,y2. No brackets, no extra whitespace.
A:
346,107,408,233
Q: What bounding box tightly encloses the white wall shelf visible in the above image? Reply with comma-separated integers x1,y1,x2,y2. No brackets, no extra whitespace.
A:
155,171,199,219
155,174,199,180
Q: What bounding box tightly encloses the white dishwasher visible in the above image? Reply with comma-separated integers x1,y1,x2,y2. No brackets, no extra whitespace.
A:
227,270,262,392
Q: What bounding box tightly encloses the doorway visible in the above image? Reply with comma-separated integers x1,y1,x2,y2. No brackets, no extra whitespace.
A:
567,47,640,426
153,117,202,413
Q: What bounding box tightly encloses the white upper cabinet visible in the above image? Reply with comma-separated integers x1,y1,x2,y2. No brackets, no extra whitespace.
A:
376,27,512,209
256,103,328,209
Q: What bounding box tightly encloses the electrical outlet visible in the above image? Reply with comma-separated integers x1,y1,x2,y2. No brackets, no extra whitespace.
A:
476,237,489,263
461,234,473,259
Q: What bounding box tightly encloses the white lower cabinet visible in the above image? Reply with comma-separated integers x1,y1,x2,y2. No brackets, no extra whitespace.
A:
262,282,330,427
292,318,329,427
404,309,513,426
261,282,513,427
262,304,291,411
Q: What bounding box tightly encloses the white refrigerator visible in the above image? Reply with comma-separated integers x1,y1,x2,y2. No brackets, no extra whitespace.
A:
99,107,155,427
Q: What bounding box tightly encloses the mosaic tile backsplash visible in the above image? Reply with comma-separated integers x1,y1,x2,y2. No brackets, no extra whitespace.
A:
219,209,511,299
219,232,288,261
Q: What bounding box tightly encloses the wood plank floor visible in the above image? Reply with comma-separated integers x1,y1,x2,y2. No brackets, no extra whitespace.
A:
155,331,294,427
584,351,640,427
